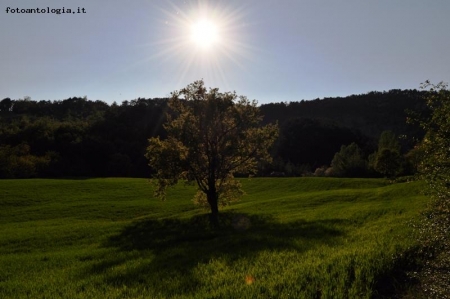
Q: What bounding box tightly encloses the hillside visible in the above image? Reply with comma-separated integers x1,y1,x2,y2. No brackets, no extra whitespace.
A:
0,90,428,178
260,89,427,140
0,178,427,298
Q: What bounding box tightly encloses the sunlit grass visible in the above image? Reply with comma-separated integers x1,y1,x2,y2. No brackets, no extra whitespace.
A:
0,178,427,298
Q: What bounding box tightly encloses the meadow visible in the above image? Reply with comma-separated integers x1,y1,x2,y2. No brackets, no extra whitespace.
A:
0,177,427,298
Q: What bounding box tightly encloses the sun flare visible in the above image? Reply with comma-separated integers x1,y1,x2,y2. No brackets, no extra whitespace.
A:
150,2,252,87
190,19,219,50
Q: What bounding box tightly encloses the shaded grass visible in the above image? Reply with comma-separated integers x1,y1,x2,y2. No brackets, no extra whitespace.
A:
97,213,345,298
0,177,428,298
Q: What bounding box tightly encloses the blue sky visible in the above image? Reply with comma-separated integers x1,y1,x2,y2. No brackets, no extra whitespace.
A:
1,0,449,105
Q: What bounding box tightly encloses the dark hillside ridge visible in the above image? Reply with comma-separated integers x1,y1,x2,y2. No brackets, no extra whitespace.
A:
0,90,428,178
260,89,427,141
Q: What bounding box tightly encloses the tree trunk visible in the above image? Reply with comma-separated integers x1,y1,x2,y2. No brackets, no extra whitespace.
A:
207,191,220,228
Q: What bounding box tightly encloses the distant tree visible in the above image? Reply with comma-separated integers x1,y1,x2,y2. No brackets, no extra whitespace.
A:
11,97,35,114
371,130,403,177
0,143,51,178
331,142,367,177
377,130,401,153
0,98,12,112
403,144,425,175
146,80,278,226
374,148,401,178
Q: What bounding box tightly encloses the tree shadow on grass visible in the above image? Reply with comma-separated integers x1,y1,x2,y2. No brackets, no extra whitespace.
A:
87,212,348,297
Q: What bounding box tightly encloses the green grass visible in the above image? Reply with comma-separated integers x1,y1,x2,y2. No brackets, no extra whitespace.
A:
0,177,427,298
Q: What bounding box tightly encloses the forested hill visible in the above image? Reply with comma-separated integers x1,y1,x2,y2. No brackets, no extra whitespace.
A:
260,89,427,139
0,89,428,178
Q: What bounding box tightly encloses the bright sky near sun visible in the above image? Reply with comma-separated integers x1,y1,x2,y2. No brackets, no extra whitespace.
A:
1,0,450,104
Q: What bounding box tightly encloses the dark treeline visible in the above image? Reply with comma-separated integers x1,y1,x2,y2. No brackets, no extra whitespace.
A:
0,89,428,178
0,97,168,178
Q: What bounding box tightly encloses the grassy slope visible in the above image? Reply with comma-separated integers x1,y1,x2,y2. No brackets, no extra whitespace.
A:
0,178,427,299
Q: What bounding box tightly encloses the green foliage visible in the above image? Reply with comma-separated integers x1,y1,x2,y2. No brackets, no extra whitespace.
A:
0,97,168,177
415,81,450,298
403,145,425,175
374,149,402,178
146,80,278,219
369,131,404,178
331,143,367,177
192,176,245,209
418,82,450,198
414,81,450,251
0,143,51,178
377,130,401,153
0,178,428,298
0,90,430,178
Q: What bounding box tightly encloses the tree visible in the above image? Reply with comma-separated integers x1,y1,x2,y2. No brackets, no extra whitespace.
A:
0,143,51,178
374,148,401,178
377,130,401,153
401,82,450,296
330,142,367,177
371,130,403,178
414,81,450,250
146,80,278,226
0,98,12,112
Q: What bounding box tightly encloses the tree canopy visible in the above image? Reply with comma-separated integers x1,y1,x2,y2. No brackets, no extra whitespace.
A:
330,142,367,177
146,80,278,226
372,130,403,178
414,81,450,251
401,81,450,294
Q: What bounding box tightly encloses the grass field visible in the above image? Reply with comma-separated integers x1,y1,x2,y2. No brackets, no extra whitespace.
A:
0,177,428,298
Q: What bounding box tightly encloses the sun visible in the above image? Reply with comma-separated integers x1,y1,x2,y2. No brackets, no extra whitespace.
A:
148,1,252,87
190,19,219,50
